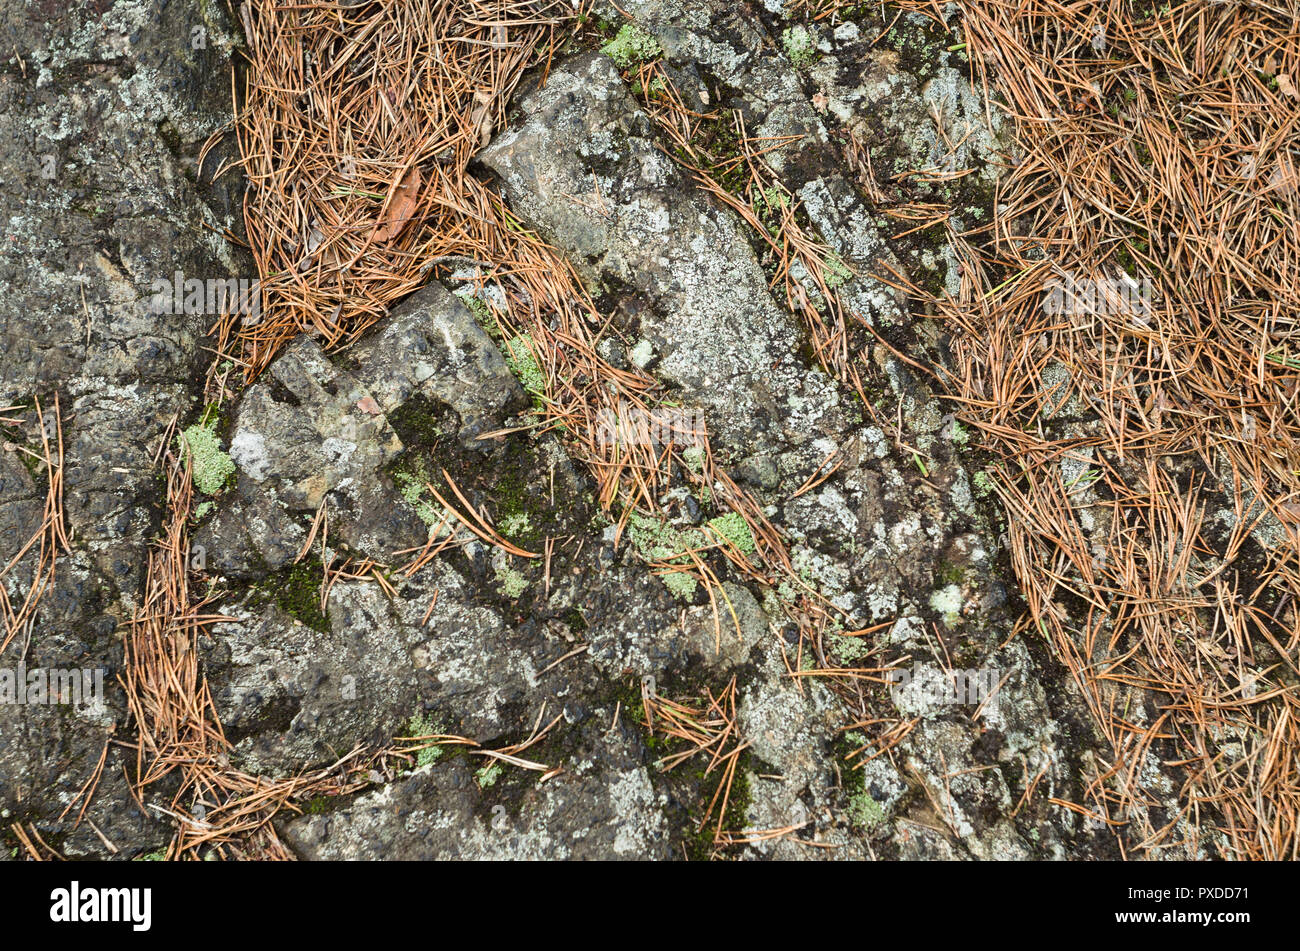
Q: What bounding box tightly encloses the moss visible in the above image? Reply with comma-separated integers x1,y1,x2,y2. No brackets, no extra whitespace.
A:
562,607,588,635
781,25,816,68
476,762,504,788
939,561,966,586
135,849,167,861
385,392,452,446
599,22,662,70
302,795,332,815
681,113,748,195
490,462,550,551
252,560,330,633
179,422,235,496
705,511,756,555
684,753,754,860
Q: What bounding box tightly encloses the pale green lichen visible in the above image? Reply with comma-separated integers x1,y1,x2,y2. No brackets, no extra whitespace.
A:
503,335,546,401
847,789,885,829
495,563,529,599
627,511,703,600
476,762,503,788
629,339,655,368
407,712,445,767
628,511,702,562
823,251,853,289
456,292,493,332
753,186,789,234
830,633,871,663
949,419,971,449
395,471,445,527
929,583,963,626
662,571,698,601
782,25,816,68
498,511,532,539
706,511,756,555
179,422,235,496
600,23,662,70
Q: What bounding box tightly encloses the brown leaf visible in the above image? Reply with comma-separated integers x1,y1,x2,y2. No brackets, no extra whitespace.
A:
373,166,422,243
1277,73,1299,100
470,89,495,150
355,396,382,416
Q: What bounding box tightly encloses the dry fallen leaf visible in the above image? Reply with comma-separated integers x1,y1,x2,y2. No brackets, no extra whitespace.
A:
373,166,422,243
470,89,495,149
356,396,382,416
1277,73,1298,100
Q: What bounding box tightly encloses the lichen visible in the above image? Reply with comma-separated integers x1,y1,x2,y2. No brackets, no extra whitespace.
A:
753,186,789,234
456,292,493,332
498,511,532,539
706,511,756,555
929,583,963,626
476,762,503,788
394,470,445,528
782,25,816,69
600,23,662,70
830,632,871,663
847,788,885,829
179,422,235,496
503,334,546,402
495,563,529,599
662,570,698,601
823,251,852,289
626,511,704,600
407,712,445,767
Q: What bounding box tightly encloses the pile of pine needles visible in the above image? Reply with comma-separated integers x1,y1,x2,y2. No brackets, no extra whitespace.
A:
891,0,1300,860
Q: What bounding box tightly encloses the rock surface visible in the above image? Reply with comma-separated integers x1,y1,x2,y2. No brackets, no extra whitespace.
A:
2,0,1128,861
